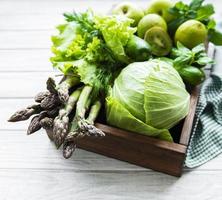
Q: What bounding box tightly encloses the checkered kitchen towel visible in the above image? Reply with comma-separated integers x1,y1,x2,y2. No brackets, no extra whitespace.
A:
185,47,222,167
186,24,222,168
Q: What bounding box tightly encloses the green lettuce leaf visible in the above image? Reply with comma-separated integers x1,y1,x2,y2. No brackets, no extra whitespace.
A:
51,22,82,63
52,59,98,86
50,11,127,72
94,15,136,63
52,59,114,97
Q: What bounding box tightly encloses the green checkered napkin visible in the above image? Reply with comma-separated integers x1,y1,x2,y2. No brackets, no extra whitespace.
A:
185,73,222,167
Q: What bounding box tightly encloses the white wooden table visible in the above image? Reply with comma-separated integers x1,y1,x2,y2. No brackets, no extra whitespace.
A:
1,0,222,199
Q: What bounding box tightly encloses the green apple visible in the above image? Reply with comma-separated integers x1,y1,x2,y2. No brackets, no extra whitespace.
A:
137,14,167,39
175,20,207,49
112,2,144,27
144,0,174,22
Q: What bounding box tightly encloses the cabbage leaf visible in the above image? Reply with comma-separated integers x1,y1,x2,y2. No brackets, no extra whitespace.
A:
144,61,190,129
112,62,153,122
106,97,173,142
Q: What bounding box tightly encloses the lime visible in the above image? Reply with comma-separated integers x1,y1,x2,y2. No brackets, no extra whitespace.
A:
175,20,207,49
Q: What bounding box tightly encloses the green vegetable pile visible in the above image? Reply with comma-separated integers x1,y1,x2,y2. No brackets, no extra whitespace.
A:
9,0,220,158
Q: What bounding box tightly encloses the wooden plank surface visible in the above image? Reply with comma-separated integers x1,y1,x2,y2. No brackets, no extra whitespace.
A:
0,30,51,49
0,72,55,97
0,170,222,200
0,50,53,72
1,0,222,199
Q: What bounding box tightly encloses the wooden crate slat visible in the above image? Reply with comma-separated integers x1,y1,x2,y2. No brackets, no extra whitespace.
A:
78,123,186,176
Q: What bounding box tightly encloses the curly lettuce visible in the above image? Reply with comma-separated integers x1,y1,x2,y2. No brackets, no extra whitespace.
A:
94,15,136,63
51,22,82,63
50,10,136,71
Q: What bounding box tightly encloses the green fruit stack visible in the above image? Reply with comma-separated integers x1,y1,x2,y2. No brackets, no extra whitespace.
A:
111,0,218,86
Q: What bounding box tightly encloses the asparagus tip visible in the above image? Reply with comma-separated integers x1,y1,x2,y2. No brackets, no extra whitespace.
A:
46,77,57,94
27,130,32,135
8,117,14,122
63,142,76,159
79,120,105,137
54,139,63,149
27,115,42,135
27,128,38,135
8,113,23,122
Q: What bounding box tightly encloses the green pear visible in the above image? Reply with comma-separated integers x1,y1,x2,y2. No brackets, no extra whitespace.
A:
112,2,144,26
175,20,207,49
144,0,174,22
137,14,167,39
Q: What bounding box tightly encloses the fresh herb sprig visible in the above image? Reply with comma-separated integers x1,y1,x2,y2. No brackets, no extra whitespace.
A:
63,11,117,66
170,42,214,86
171,42,214,68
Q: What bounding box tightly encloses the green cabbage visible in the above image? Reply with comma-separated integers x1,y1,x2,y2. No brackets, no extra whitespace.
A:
106,59,190,142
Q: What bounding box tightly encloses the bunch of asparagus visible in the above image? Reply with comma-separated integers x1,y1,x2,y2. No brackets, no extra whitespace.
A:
8,76,105,158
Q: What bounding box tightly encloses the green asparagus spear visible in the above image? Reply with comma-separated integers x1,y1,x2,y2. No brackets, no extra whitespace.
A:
40,117,54,129
57,76,80,103
46,77,57,94
40,117,54,141
53,88,82,148
46,108,59,118
40,93,60,110
63,87,104,158
8,104,42,122
27,115,42,135
27,111,47,135
65,92,92,142
35,78,57,103
86,100,102,124
62,87,92,158
80,100,105,137
63,141,76,159
34,91,50,103
76,86,104,137
75,85,93,118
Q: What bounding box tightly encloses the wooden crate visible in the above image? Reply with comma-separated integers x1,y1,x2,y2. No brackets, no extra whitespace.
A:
77,44,216,177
